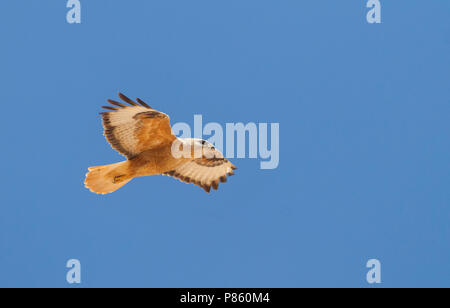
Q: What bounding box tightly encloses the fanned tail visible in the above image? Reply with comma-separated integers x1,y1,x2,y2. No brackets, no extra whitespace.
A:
84,161,131,194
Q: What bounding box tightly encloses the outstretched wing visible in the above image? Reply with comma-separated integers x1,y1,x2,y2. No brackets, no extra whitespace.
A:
163,148,237,193
100,93,176,159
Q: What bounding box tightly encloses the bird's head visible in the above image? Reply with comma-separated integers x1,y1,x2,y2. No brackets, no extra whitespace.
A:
176,138,220,159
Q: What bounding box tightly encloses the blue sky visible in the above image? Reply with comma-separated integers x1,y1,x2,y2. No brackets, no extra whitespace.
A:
0,1,449,287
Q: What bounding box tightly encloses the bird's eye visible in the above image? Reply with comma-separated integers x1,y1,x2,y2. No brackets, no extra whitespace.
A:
200,140,206,145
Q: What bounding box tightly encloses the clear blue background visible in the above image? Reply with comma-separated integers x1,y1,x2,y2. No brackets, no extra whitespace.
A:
0,1,449,287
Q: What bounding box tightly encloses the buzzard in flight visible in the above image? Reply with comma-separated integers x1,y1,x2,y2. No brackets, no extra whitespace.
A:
84,93,236,194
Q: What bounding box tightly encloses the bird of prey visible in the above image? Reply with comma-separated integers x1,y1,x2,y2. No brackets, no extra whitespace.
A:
84,93,236,194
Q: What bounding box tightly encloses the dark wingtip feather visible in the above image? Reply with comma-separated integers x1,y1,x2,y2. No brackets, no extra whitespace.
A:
102,106,118,111
136,98,151,109
212,181,219,190
107,99,127,108
118,92,138,106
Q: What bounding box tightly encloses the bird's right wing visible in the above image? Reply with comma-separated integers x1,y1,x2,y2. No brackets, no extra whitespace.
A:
100,93,176,159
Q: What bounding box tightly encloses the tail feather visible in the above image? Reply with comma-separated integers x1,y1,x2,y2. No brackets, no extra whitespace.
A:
84,161,131,194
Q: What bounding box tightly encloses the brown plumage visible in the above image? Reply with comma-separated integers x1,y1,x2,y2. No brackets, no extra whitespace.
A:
84,93,237,194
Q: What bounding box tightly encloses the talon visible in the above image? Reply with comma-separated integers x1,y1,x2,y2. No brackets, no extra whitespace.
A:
113,175,126,184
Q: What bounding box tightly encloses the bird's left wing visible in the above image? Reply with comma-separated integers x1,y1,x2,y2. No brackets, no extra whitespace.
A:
100,93,176,159
163,148,237,193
